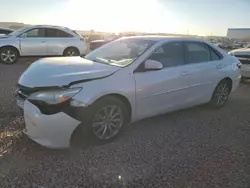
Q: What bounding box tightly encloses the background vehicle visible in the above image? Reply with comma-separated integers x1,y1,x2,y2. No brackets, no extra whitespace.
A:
229,46,250,77
16,36,241,148
89,35,121,51
0,25,88,64
0,28,14,35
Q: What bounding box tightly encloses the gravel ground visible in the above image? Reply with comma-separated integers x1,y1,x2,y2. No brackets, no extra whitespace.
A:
1,59,250,188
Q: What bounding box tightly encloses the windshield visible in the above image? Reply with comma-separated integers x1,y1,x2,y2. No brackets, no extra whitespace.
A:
7,27,28,36
85,38,156,67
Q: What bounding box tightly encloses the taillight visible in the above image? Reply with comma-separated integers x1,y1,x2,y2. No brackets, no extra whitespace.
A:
237,62,242,69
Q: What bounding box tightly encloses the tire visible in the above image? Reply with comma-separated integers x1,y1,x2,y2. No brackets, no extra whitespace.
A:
209,80,231,108
63,47,80,56
81,96,129,143
0,47,19,64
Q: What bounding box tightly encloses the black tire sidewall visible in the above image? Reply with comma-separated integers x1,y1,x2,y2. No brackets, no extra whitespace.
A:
0,47,18,64
210,80,231,108
81,96,129,143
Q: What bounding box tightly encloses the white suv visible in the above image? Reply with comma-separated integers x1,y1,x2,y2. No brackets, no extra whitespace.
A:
0,25,87,64
16,36,241,148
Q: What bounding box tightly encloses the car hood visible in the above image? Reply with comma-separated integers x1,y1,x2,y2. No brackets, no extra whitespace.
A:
18,57,120,88
230,48,250,55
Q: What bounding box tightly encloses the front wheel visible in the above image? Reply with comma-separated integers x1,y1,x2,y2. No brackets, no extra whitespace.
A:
82,97,129,143
0,47,19,64
209,80,231,108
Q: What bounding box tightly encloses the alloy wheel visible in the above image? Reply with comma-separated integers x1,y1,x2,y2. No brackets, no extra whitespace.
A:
1,50,16,64
214,83,229,106
67,50,77,56
92,105,123,140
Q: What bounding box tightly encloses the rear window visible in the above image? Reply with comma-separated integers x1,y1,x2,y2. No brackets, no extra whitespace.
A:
46,28,73,37
185,42,210,64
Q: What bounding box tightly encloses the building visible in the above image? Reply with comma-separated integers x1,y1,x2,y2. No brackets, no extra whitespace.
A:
227,28,250,39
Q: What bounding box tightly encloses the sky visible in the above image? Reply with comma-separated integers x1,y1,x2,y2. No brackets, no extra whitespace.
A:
0,0,250,36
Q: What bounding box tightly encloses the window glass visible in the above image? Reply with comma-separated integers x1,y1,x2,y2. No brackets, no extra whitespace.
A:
207,45,222,61
57,30,73,37
149,42,184,68
210,48,221,60
46,28,72,37
186,42,210,64
24,28,45,37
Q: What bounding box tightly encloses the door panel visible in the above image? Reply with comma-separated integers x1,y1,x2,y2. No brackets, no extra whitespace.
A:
19,28,46,56
20,38,46,56
179,62,220,104
135,67,190,119
45,28,74,55
182,42,225,104
45,38,71,55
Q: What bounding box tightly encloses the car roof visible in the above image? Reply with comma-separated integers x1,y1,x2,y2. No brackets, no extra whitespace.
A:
20,25,71,31
0,27,13,31
121,35,204,42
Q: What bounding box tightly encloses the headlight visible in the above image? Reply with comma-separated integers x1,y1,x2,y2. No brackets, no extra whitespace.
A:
228,52,234,56
28,87,82,105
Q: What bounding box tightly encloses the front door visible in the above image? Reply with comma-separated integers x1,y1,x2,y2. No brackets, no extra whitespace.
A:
19,28,47,56
134,42,190,120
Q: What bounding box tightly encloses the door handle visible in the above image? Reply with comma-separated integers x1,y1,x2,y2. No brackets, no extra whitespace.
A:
181,71,191,76
41,41,46,43
217,65,224,69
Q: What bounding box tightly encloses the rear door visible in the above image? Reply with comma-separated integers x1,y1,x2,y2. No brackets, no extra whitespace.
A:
19,28,47,56
181,41,224,104
45,28,74,55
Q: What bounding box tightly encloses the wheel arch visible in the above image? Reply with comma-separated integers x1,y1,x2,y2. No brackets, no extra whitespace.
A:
70,93,133,146
0,45,20,56
93,93,132,123
218,77,233,92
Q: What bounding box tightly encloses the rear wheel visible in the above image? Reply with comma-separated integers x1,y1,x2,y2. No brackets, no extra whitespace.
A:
63,47,80,56
0,47,19,64
209,80,231,108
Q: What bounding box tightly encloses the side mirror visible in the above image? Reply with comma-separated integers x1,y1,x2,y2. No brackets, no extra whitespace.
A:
144,60,163,70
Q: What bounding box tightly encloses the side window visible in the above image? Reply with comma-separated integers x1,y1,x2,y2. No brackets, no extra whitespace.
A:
57,30,73,37
23,28,45,38
149,42,184,68
185,42,210,64
46,28,73,37
208,46,222,61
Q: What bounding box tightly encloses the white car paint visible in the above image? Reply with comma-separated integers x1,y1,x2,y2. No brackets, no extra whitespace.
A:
0,25,87,61
229,47,250,77
17,36,241,148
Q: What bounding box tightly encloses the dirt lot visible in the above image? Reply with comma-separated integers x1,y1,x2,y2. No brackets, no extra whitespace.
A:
1,59,250,188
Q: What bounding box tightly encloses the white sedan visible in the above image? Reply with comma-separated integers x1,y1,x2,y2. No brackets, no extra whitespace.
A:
16,36,241,148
